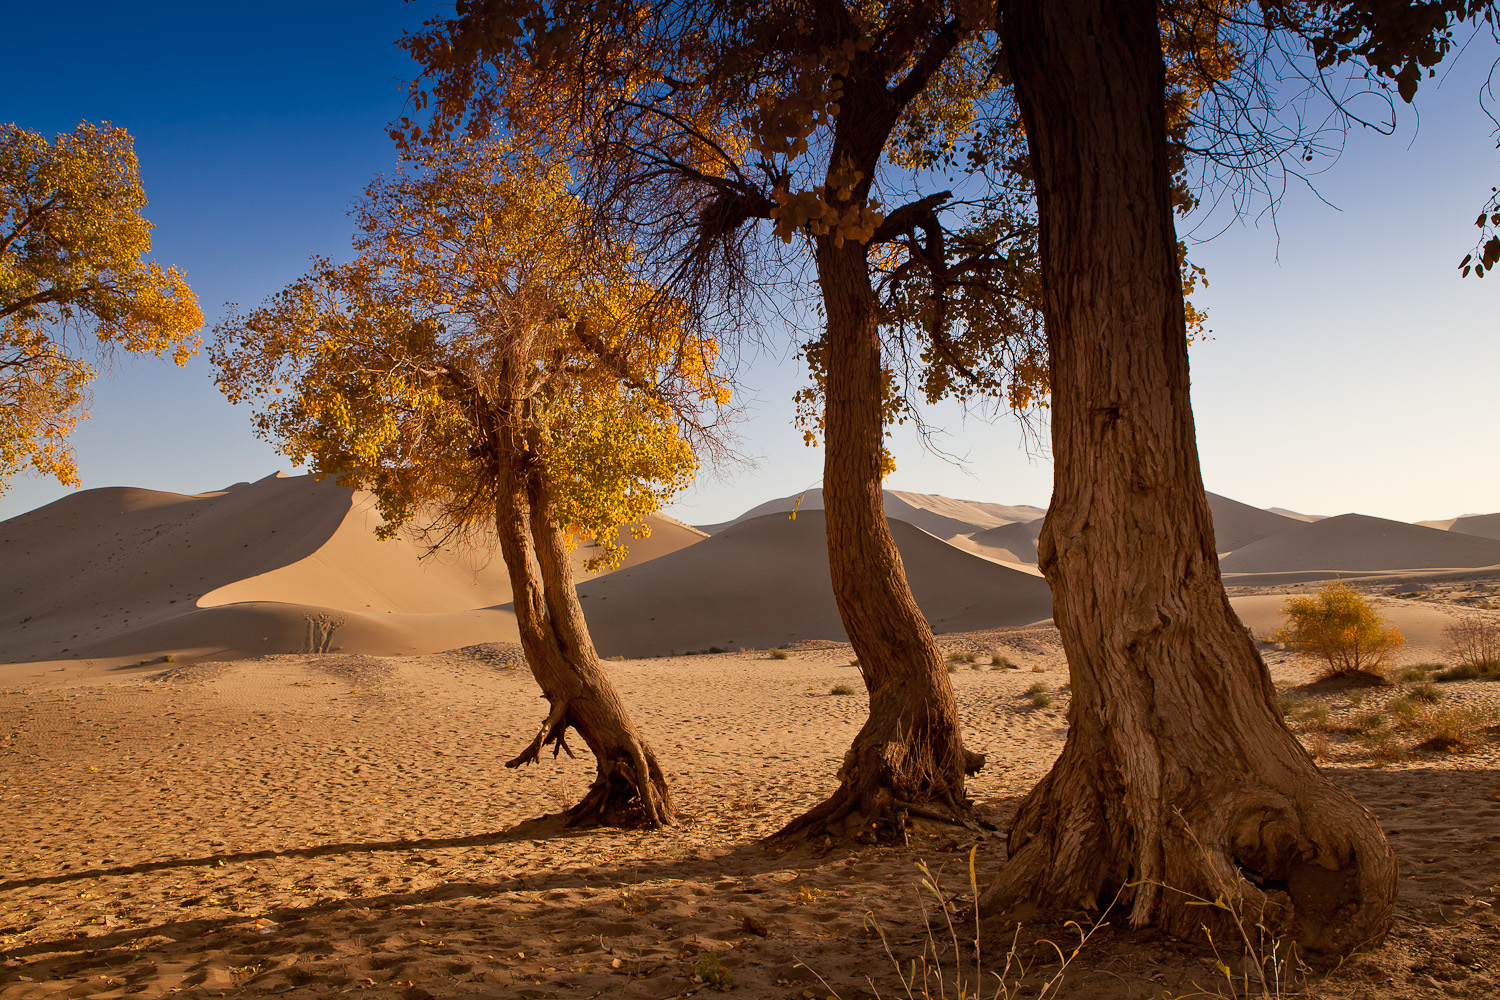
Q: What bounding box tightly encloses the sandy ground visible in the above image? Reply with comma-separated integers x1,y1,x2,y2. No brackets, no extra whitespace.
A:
3,622,1499,1000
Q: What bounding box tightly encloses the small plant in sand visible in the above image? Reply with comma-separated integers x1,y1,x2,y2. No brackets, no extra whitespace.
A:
1395,664,1433,683
692,951,735,990
991,653,1016,669
1271,581,1403,680
795,848,1107,1000
830,683,857,696
1024,682,1051,708
1406,682,1442,705
1444,617,1500,668
769,648,789,660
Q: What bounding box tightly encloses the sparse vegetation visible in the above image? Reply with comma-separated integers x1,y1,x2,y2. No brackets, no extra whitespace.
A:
1436,660,1500,682
991,653,1016,669
768,648,788,660
1272,580,1404,680
1411,705,1494,753
1445,618,1500,666
1023,682,1052,708
829,683,856,696
1395,665,1433,683
1407,682,1442,705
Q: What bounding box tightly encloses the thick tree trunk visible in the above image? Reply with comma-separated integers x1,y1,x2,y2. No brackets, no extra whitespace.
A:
775,238,984,843
488,359,673,828
981,0,1396,955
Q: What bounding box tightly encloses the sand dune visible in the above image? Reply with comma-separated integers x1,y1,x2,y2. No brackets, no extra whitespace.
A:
696,488,1045,539
1220,512,1500,574
576,510,1055,657
0,474,703,664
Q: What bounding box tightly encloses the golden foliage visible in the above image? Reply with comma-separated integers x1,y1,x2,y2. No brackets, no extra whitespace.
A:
1272,581,1405,679
213,140,726,569
0,122,202,493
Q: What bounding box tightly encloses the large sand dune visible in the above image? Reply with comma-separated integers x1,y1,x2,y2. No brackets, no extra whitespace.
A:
1450,512,1500,541
576,510,1055,657
0,474,703,664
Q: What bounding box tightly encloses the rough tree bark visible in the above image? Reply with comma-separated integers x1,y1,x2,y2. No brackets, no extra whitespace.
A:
980,0,1396,955
774,233,984,842
486,349,674,828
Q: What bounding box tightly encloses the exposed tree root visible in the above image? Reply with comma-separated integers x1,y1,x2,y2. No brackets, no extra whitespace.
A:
771,733,985,844
505,698,673,829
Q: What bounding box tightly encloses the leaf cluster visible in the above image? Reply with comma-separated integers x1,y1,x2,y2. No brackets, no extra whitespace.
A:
213,141,727,569
0,121,202,493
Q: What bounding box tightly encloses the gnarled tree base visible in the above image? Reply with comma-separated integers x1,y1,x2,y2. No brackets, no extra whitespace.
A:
772,729,986,844
980,719,1397,958
506,698,674,830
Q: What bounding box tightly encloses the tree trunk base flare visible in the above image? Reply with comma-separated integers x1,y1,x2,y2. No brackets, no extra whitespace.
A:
772,717,986,844
506,696,674,829
978,610,1397,959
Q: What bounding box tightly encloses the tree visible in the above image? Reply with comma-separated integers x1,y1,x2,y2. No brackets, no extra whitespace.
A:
402,0,1056,842
1,121,202,494
213,140,728,827
1272,581,1405,678
974,0,1498,957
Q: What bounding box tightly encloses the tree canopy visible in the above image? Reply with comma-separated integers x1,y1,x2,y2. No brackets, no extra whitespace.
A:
213,139,727,568
0,122,201,494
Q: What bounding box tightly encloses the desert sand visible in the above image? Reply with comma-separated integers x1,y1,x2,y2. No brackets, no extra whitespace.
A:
3,475,1500,999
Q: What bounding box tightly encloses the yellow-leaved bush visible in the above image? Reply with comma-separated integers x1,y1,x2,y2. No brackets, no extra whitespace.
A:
1,122,202,492
1272,580,1405,680
212,139,726,569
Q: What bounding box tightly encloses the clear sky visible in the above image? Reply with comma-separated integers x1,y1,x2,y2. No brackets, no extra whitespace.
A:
3,3,1496,527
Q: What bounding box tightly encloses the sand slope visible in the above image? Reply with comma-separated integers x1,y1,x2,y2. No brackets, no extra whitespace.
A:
1450,512,1500,541
956,518,1043,565
576,510,1055,657
1220,512,1500,574
1205,492,1304,553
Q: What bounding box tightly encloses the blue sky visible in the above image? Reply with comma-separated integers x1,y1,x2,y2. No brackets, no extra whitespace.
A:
2,3,1496,526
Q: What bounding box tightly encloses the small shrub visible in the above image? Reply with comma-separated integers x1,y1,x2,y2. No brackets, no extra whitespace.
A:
1395,665,1431,683
990,653,1015,668
1407,682,1442,704
1031,664,1046,673
1412,705,1494,753
946,652,964,662
1293,703,1331,730
1277,694,1306,717
829,683,857,696
1271,580,1404,679
970,662,983,670
768,648,788,660
963,651,977,663
1030,690,1053,707
947,662,959,673
1444,617,1500,667
605,654,626,661
692,952,734,990
1024,681,1049,696
163,653,175,663
1385,696,1418,725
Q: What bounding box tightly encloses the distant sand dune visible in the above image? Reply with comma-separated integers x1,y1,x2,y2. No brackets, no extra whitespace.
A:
577,510,1055,657
1220,513,1500,574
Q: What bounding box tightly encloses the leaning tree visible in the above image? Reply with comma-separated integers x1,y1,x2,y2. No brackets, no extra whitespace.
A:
402,0,1061,840
214,140,729,827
